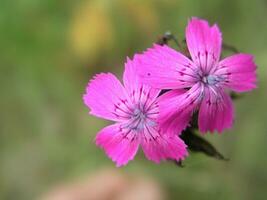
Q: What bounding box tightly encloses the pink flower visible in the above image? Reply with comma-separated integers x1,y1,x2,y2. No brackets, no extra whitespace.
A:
137,18,257,134
83,57,188,167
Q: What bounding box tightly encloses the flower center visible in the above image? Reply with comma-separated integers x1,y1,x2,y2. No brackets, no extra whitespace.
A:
201,74,221,86
133,107,146,119
126,103,157,131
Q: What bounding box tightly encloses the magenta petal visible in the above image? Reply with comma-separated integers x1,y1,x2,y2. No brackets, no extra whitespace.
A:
158,90,193,135
83,73,129,122
217,54,257,92
96,124,140,167
158,83,204,134
123,57,160,103
160,111,192,136
141,133,188,163
186,17,222,73
136,44,197,89
198,89,234,133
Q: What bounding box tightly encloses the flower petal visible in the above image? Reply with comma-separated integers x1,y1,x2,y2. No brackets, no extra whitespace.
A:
96,124,140,167
83,73,131,122
186,17,222,73
158,83,204,135
216,54,257,92
160,111,192,136
141,127,188,163
123,57,160,104
157,89,193,135
136,44,198,89
198,87,234,133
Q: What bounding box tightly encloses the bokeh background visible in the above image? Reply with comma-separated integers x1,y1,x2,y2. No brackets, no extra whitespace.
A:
1,0,267,199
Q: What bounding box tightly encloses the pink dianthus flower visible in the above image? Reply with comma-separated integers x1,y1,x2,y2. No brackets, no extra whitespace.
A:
137,18,257,134
83,57,188,166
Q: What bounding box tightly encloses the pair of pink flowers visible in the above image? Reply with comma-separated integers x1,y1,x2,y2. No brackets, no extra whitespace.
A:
83,18,257,167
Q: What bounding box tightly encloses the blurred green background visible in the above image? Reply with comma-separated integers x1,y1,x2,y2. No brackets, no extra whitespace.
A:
1,0,267,199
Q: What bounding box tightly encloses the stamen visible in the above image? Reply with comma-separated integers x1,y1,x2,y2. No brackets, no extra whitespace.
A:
124,100,158,132
201,74,223,86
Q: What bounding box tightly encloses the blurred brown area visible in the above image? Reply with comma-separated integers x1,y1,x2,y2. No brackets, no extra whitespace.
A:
0,0,267,200
41,169,165,200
